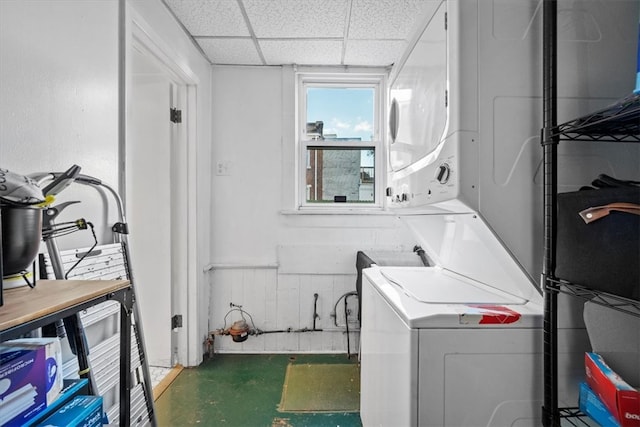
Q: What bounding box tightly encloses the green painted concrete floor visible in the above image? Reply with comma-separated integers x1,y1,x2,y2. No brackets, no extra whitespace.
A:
155,354,363,427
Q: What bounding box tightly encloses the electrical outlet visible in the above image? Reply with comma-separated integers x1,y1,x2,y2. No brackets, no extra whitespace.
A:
216,161,231,176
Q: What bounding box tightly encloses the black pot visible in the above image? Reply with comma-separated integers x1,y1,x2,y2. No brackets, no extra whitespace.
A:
1,205,42,276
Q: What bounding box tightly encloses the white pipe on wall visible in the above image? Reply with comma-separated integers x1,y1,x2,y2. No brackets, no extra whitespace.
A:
203,263,279,272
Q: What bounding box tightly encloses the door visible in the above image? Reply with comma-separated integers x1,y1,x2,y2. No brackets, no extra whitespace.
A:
127,46,183,368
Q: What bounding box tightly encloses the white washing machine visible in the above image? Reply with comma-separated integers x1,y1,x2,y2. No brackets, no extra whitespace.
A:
360,213,545,426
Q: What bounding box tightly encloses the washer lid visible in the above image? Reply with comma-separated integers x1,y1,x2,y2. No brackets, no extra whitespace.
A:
400,213,542,302
380,267,527,305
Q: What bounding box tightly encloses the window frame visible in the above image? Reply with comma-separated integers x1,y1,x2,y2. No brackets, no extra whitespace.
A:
296,71,386,210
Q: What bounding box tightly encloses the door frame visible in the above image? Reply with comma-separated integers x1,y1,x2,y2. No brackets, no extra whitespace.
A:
122,3,199,366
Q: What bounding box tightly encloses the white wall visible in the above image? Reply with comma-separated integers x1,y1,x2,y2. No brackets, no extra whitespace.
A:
1,0,212,366
209,66,419,353
0,0,120,246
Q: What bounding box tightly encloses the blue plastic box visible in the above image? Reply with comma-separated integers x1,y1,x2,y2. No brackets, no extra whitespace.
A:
34,395,103,427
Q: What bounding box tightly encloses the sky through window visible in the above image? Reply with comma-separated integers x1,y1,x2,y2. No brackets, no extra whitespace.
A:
306,87,374,142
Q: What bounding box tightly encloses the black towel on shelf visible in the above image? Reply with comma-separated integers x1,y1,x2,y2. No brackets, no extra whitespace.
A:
556,184,640,300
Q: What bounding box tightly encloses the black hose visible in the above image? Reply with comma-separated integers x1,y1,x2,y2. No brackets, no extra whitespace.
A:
413,245,430,266
313,293,319,330
344,293,351,358
333,291,358,327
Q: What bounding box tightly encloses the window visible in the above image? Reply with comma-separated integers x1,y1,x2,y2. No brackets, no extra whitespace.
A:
297,72,385,208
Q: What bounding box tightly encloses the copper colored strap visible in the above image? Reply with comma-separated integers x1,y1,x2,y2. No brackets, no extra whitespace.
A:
579,202,640,224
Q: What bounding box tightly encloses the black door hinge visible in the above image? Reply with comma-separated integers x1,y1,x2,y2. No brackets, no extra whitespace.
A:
170,108,182,124
171,314,183,329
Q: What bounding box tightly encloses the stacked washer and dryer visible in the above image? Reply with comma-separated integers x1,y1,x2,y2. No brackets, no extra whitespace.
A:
359,1,640,426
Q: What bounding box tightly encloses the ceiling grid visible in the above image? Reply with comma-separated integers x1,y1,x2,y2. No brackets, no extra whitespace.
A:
162,0,436,67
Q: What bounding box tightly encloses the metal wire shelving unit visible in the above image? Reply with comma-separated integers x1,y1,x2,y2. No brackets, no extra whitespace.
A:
540,2,640,426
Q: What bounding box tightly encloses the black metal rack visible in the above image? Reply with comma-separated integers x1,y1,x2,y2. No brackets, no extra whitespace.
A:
0,280,134,426
541,2,640,426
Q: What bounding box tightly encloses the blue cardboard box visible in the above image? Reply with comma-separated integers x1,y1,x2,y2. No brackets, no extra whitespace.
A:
0,338,63,427
580,381,622,427
24,379,89,426
35,395,103,427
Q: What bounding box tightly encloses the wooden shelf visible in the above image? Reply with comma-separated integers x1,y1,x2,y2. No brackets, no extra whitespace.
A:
1,279,130,334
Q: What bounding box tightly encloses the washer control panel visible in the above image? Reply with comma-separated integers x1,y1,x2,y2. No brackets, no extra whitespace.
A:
387,146,459,208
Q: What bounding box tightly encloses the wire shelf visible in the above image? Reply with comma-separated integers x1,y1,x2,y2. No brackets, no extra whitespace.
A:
558,407,593,426
544,276,640,318
553,93,640,142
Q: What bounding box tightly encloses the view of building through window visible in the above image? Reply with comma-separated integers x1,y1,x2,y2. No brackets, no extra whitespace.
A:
304,87,376,203
306,147,375,203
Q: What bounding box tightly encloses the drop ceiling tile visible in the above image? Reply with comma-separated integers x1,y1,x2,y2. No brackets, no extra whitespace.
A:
164,0,249,37
343,39,406,66
197,38,263,65
243,0,349,38
349,0,432,40
260,39,343,66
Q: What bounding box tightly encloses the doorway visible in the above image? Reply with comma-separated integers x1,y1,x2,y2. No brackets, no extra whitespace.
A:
126,39,189,368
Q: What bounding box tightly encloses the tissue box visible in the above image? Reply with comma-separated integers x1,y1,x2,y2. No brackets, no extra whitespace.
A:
579,381,621,427
35,395,103,427
0,338,63,427
585,352,640,427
